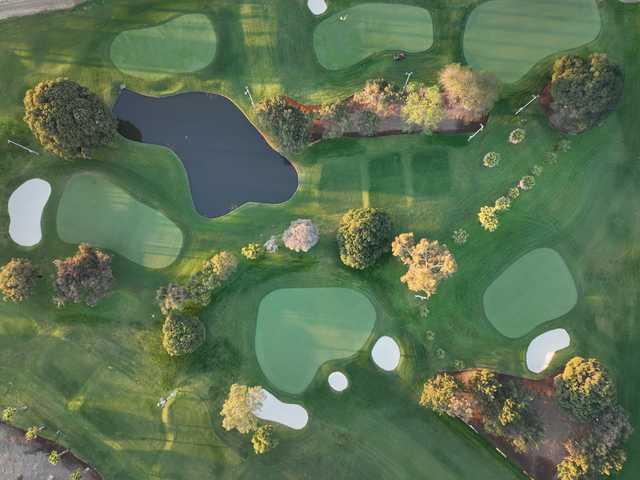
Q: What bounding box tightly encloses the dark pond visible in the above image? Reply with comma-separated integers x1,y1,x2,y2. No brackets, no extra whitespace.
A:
113,89,298,218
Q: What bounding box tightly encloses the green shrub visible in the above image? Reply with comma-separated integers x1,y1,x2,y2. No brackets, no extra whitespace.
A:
452,228,469,245
509,128,526,144
337,208,393,269
482,152,500,168
162,312,205,356
252,425,278,454
518,175,535,191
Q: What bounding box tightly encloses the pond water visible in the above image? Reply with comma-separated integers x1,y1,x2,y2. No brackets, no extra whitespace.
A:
113,89,298,218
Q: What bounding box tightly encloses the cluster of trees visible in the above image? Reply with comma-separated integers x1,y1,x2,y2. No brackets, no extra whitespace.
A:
255,96,310,153
554,357,633,480
337,208,393,270
220,384,278,454
24,78,116,159
391,233,457,297
548,53,623,133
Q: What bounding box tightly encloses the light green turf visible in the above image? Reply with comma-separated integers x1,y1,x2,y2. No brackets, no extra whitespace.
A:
313,3,433,70
483,248,578,338
255,288,376,394
110,14,216,79
463,0,601,83
56,172,183,269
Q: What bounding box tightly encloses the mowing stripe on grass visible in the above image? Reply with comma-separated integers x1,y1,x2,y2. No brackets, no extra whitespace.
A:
464,0,601,83
56,172,183,269
313,3,433,70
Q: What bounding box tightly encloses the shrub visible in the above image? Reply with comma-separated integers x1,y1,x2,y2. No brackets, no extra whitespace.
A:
494,196,511,212
24,78,116,159
478,206,499,232
532,164,543,177
507,187,520,200
162,312,205,356
482,151,500,168
401,83,444,132
391,233,457,297
439,64,498,121
554,357,616,421
255,96,309,152
452,228,469,245
282,219,319,253
252,425,278,454
53,244,114,307
509,128,526,144
220,384,264,434
518,175,535,190
550,53,623,132
0,258,39,303
337,208,393,270
241,243,264,261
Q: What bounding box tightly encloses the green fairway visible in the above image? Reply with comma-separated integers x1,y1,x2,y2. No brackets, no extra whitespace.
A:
463,0,601,83
56,172,183,269
255,288,376,394
483,249,578,338
313,3,433,70
110,14,217,79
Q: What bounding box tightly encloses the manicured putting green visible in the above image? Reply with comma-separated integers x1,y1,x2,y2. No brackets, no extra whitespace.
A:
110,14,217,79
56,172,183,269
313,3,433,70
483,248,577,338
255,288,376,394
464,0,601,83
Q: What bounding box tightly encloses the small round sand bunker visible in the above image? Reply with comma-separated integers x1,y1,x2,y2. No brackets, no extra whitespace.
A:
328,371,349,392
308,0,328,15
371,336,401,371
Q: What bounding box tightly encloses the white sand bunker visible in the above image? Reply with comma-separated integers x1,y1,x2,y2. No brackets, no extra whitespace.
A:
308,0,328,15
328,371,349,392
253,388,308,430
526,328,571,373
8,178,51,247
371,336,401,371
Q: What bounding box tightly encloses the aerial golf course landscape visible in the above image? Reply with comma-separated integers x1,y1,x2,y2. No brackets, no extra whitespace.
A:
0,0,639,479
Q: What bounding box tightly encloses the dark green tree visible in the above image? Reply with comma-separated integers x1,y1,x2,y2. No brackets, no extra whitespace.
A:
162,312,205,356
255,96,309,152
337,208,393,270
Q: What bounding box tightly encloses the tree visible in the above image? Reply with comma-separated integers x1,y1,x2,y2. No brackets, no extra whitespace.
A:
156,283,190,315
478,206,499,232
518,175,535,191
162,313,205,356
0,258,39,302
482,152,500,168
252,424,278,454
220,384,264,434
282,219,319,253
452,229,469,245
352,79,403,117
48,449,68,465
509,128,526,144
68,470,83,480
25,425,44,441
494,196,511,212
391,234,457,297
318,101,351,139
255,96,309,152
508,187,520,200
401,83,445,132
439,64,498,122
469,369,501,403
337,208,393,270
203,251,238,283
241,243,264,261
554,357,616,421
419,373,459,415
2,406,17,422
549,53,623,132
53,244,114,307
23,78,116,159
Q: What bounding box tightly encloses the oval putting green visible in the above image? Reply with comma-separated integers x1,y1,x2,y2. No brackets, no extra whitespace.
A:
56,172,183,269
110,14,217,79
313,3,433,70
483,248,577,338
464,0,601,83
255,288,376,394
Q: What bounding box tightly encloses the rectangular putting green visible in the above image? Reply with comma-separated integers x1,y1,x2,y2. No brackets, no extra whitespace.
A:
56,172,183,269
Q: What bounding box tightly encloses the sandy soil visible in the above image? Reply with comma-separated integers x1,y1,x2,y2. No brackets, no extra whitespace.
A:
0,0,84,21
0,422,101,480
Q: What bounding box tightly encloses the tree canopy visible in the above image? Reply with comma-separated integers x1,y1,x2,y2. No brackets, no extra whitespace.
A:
24,78,116,159
252,424,278,454
220,384,264,434
400,83,445,132
255,96,309,152
419,373,459,415
337,208,393,270
162,312,206,356
0,258,39,303
439,64,498,122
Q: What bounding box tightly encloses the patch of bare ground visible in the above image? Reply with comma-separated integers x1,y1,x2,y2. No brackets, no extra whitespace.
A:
0,422,101,480
453,370,587,480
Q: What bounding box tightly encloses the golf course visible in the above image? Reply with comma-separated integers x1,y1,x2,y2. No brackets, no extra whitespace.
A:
0,0,638,479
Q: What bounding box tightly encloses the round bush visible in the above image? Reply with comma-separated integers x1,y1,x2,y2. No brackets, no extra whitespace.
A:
482,151,501,168
509,128,526,145
337,208,393,270
162,313,205,356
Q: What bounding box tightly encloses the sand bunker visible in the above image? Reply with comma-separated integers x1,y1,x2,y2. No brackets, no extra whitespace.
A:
308,0,328,15
328,371,349,392
371,336,401,371
526,329,571,373
253,388,308,430
8,178,51,247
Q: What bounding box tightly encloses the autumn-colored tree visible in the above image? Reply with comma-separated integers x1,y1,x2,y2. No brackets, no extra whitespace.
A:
282,219,319,253
252,424,278,454
439,64,498,122
0,258,39,303
220,384,264,434
401,83,445,132
478,206,499,232
241,243,265,261
419,373,458,415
